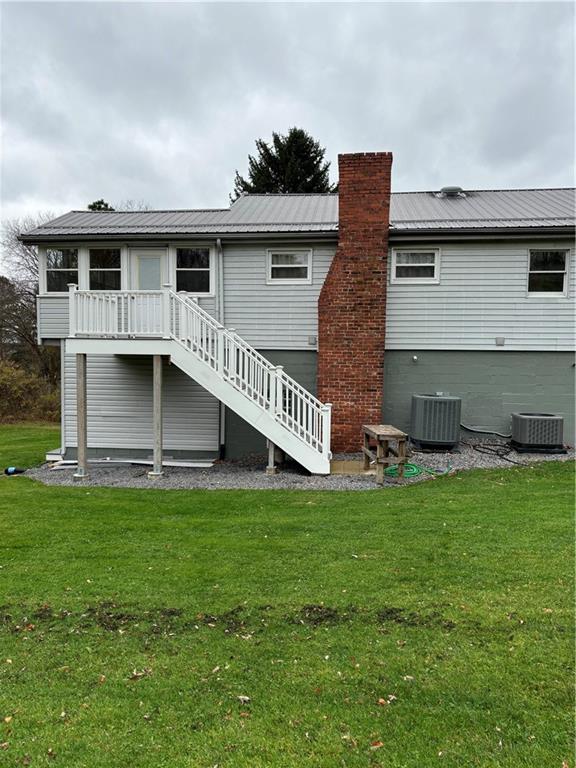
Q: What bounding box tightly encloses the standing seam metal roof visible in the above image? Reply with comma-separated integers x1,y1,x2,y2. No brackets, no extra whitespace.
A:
20,188,575,238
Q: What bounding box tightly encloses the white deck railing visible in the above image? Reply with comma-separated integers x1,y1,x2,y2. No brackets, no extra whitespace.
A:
68,285,331,460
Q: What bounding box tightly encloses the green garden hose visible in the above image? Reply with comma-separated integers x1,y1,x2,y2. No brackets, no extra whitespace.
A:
383,462,452,478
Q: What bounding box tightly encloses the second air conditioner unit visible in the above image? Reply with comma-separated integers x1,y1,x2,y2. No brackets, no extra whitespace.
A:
410,394,462,451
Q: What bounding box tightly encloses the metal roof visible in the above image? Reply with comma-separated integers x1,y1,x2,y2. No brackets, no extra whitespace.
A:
20,188,575,241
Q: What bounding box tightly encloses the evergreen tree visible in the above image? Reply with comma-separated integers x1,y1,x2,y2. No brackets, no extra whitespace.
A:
232,128,336,200
87,199,115,211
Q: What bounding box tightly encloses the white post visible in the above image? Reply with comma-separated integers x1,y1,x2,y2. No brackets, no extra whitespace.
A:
162,283,172,338
178,291,187,342
73,353,88,479
68,283,78,337
274,366,284,415
227,329,237,382
148,355,164,478
321,403,332,460
217,327,224,374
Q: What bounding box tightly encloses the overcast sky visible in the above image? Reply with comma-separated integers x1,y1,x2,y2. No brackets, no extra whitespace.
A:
1,1,574,221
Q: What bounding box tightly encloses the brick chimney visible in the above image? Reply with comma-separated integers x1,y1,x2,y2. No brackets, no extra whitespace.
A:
317,152,392,453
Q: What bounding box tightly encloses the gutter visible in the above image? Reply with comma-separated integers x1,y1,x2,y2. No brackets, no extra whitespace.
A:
18,230,339,245
389,226,575,242
20,224,575,246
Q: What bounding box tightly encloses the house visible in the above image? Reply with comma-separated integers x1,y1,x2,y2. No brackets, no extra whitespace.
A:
21,152,575,475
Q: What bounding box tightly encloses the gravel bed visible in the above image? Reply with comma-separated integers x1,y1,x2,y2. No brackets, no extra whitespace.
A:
25,438,574,491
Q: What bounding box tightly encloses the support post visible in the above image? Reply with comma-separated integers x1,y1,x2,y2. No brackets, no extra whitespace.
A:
73,353,88,479
266,440,279,475
148,355,164,478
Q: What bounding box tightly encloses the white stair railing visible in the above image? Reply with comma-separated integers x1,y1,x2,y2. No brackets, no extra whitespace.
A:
68,285,332,461
168,290,331,460
69,285,165,337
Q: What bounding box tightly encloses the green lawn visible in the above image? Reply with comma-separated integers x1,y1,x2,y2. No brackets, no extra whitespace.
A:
0,425,573,767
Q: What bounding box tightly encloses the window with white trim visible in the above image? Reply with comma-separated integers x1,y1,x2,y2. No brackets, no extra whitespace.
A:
89,248,121,290
46,248,78,292
176,248,211,293
267,250,312,284
391,250,440,284
528,250,568,295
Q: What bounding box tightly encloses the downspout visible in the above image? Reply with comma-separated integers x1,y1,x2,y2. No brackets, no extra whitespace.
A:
216,238,224,325
216,238,226,455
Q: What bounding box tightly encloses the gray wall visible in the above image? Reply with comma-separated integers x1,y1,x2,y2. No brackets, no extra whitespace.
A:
38,295,69,339
224,350,318,458
222,242,335,349
382,350,575,442
386,240,574,351
225,349,575,458
63,353,220,455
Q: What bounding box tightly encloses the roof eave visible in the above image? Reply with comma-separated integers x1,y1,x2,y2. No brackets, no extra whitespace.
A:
18,229,339,244
389,225,576,241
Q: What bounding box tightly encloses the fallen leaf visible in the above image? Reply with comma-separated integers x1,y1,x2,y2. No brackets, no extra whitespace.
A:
3,716,12,723
370,740,384,749
129,668,152,681
0,742,8,750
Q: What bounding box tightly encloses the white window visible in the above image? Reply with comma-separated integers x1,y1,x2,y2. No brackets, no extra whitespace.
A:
391,250,440,284
267,250,312,284
176,247,211,293
528,250,568,296
89,248,121,290
46,248,79,292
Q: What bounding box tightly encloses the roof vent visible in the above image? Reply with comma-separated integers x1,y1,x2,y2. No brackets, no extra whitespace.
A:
438,186,465,198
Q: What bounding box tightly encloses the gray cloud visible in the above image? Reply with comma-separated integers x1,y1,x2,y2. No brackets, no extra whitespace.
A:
1,1,573,221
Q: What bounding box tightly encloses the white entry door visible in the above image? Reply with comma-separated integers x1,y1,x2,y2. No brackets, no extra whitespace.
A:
130,249,166,335
133,250,165,289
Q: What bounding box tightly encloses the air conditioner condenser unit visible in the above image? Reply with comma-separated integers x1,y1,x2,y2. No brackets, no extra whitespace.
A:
410,394,462,451
511,413,566,453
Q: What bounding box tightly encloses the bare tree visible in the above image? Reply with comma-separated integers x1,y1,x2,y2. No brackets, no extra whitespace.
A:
0,212,55,285
114,199,153,212
0,213,60,387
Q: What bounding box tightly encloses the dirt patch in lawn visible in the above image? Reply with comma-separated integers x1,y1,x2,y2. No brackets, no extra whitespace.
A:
377,606,456,630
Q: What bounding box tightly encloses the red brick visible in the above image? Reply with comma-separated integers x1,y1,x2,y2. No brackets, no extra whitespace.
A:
318,152,392,453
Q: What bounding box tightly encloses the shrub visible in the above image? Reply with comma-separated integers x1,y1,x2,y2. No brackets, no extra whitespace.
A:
0,361,60,423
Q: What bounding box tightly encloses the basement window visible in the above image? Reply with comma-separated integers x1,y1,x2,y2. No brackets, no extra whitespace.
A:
176,248,211,293
267,250,312,284
528,250,568,295
46,248,78,292
89,248,121,290
391,250,440,284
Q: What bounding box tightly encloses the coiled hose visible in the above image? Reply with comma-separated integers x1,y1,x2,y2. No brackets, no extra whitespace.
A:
384,462,452,478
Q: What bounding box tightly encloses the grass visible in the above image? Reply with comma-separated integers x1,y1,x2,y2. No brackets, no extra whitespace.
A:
0,425,573,767
0,423,60,469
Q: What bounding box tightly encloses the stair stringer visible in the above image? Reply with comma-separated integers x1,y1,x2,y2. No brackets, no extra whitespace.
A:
168,341,330,475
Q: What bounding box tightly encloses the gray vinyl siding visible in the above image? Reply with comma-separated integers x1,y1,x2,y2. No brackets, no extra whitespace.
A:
222,243,335,349
38,296,69,339
63,354,219,453
382,350,575,442
386,241,575,351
